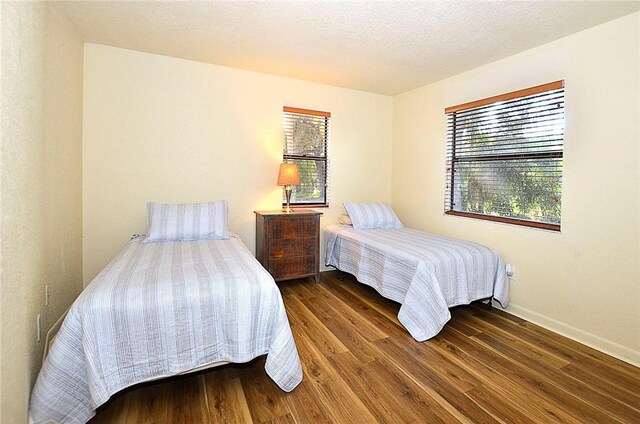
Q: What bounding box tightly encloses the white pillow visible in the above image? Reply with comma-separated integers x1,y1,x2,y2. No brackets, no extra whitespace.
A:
338,214,353,226
343,202,403,230
143,201,230,243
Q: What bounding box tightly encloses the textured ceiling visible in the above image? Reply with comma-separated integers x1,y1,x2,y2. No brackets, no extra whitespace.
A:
52,1,640,95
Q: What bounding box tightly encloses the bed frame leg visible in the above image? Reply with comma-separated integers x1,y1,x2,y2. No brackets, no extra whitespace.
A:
484,297,493,309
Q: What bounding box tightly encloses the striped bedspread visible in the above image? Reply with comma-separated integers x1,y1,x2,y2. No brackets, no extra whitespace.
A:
30,235,302,424
325,225,509,341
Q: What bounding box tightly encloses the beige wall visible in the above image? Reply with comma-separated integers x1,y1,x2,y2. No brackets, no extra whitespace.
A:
0,3,84,423
392,13,639,364
82,44,393,283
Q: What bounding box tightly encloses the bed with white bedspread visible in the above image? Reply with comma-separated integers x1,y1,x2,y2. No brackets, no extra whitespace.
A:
30,234,302,424
325,224,509,341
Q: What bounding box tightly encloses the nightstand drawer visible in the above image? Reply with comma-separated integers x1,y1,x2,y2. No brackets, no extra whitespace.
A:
269,237,316,258
270,217,317,239
268,256,315,279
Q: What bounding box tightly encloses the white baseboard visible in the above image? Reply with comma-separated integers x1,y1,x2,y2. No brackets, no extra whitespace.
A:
497,302,640,367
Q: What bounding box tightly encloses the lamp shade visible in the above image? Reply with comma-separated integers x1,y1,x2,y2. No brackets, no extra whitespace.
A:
277,163,300,186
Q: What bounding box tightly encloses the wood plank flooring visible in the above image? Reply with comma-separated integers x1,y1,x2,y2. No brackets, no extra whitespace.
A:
91,271,640,423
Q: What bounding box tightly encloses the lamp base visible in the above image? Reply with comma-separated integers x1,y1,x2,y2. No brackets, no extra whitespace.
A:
283,186,293,213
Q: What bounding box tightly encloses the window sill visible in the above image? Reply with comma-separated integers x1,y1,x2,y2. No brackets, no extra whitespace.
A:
445,210,560,232
285,204,329,209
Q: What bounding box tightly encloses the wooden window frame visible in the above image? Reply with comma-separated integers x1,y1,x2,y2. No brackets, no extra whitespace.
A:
445,81,564,232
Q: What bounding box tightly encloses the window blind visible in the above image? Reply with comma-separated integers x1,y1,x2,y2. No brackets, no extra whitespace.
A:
444,81,565,231
283,106,330,206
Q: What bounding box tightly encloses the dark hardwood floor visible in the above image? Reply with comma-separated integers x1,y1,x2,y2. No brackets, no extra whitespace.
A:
91,271,640,423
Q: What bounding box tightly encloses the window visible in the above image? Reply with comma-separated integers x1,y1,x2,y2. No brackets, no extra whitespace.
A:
444,81,565,231
283,106,330,207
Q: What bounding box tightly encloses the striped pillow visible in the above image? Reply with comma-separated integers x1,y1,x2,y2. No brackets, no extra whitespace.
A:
343,202,403,230
143,201,230,243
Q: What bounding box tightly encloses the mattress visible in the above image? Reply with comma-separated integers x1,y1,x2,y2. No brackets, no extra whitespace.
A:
325,225,509,341
30,234,302,424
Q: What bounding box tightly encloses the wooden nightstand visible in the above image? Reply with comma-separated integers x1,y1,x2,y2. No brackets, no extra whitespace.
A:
254,210,322,283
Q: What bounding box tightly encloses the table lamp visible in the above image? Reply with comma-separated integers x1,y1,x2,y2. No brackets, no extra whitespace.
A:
277,163,300,213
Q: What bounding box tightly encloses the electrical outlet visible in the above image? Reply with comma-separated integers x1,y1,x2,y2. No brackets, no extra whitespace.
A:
506,264,516,279
45,285,49,306
37,314,41,342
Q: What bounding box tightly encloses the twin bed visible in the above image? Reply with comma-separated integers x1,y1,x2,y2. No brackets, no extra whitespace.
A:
30,201,508,423
326,202,509,341
326,225,509,341
30,202,302,424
